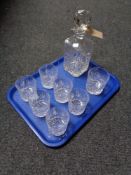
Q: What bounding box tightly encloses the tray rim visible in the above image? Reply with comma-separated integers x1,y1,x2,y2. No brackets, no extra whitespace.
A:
7,57,121,148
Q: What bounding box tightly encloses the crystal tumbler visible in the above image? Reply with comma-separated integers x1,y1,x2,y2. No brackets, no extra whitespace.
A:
29,90,50,117
15,75,37,102
39,63,58,89
54,78,73,103
68,88,89,115
86,67,110,95
46,107,70,136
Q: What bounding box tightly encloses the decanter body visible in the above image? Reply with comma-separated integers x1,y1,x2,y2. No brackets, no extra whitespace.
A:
64,10,93,77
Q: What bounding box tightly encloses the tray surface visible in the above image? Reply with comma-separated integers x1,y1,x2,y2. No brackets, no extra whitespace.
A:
7,57,120,147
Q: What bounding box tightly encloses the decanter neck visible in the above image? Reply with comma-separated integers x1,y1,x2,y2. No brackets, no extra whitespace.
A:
72,24,87,39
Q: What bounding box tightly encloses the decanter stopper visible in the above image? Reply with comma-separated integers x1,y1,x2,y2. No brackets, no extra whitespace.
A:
72,10,91,37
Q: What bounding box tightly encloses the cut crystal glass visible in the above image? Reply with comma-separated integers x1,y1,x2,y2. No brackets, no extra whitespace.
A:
64,10,93,77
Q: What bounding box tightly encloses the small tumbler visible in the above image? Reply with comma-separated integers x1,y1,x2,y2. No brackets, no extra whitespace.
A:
46,107,70,136
68,88,89,115
15,75,37,102
86,67,110,95
39,63,58,89
54,78,73,103
29,90,50,117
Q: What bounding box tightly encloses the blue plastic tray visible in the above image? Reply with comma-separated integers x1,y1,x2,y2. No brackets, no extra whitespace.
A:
7,57,120,148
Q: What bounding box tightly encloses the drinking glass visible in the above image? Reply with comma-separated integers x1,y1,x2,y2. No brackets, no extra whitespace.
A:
68,88,89,115
29,90,50,117
39,63,58,89
46,107,70,136
54,78,73,103
15,75,37,102
86,67,110,95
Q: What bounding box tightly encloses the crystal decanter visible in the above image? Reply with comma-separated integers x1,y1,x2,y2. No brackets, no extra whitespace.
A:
64,10,94,77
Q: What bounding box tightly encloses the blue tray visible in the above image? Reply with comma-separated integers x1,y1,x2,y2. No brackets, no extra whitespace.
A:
7,57,120,148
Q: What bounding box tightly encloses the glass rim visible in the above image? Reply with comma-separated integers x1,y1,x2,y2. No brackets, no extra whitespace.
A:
46,106,70,123
29,89,50,104
39,63,57,73
15,75,36,89
54,77,73,88
88,66,110,81
69,88,89,101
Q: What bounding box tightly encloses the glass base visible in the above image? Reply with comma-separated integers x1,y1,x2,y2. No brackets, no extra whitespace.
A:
64,65,88,77
87,88,103,95
42,83,53,89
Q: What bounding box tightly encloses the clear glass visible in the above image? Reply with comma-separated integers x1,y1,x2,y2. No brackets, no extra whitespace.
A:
68,88,89,115
39,63,58,89
46,107,70,136
64,10,93,77
29,90,50,117
15,75,37,102
86,67,110,95
54,78,73,103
